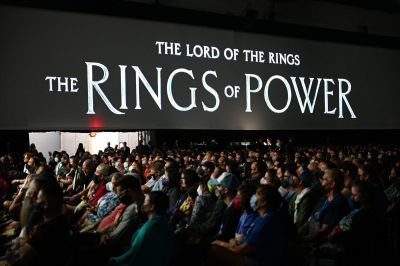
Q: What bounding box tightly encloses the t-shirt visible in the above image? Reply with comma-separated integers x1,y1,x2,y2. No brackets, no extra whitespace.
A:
112,215,175,266
88,192,120,223
236,211,257,236
312,193,350,231
98,203,126,231
244,212,287,266
90,184,107,207
27,215,70,266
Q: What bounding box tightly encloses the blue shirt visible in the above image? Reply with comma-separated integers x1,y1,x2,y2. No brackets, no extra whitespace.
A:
244,212,287,266
236,211,257,236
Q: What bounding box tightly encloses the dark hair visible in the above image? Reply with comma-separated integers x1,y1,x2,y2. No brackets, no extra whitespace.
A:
109,172,123,183
116,174,141,192
238,184,255,212
257,184,282,213
39,180,63,212
341,161,358,180
165,166,180,188
165,158,179,169
326,168,345,192
182,169,199,187
151,161,164,173
187,186,198,201
148,191,169,215
202,161,215,173
352,180,374,208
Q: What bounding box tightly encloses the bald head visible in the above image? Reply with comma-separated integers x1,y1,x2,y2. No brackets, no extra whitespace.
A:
82,159,94,175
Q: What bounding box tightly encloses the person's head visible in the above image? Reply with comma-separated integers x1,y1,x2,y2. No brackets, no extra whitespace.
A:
107,142,111,147
82,159,94,176
36,180,64,218
281,168,296,189
69,156,78,169
61,154,69,166
358,164,375,182
131,160,142,173
180,169,199,191
165,158,179,170
237,184,255,212
211,172,239,200
23,152,32,164
251,185,282,213
201,161,215,177
27,156,36,168
114,174,141,204
261,168,279,186
351,180,374,209
341,161,358,187
319,161,328,172
276,166,284,180
107,172,123,193
143,191,169,216
225,161,238,175
149,161,164,179
251,162,259,175
322,168,344,195
94,163,109,185
293,166,313,191
389,166,400,189
165,166,180,188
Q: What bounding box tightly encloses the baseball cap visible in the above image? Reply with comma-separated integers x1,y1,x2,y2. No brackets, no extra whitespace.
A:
210,172,239,190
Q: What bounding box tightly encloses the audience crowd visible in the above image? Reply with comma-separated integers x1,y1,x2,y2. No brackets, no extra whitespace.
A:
0,138,399,266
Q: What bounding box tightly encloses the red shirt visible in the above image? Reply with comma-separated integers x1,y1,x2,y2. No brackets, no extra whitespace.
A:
90,184,107,207
97,203,126,231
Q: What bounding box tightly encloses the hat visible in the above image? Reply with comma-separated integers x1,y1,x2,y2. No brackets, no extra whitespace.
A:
210,172,239,190
96,163,109,176
298,168,313,188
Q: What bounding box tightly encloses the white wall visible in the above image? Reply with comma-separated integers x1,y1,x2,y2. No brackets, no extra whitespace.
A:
30,132,141,157
60,132,90,156
89,132,119,154
28,131,61,162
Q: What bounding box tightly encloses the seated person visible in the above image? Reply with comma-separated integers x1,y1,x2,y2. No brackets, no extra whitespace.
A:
328,180,383,266
7,180,71,266
77,173,121,229
302,168,350,242
209,185,288,266
110,191,176,266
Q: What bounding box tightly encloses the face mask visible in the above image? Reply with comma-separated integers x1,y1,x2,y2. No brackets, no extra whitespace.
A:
250,194,258,212
106,182,114,192
92,174,100,184
54,157,59,163
197,185,203,196
260,178,267,185
214,189,221,198
128,165,134,172
123,162,129,170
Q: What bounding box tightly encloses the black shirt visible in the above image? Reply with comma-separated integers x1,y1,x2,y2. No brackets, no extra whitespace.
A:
27,215,71,266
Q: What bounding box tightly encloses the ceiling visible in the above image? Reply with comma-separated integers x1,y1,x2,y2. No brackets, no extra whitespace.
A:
2,0,400,39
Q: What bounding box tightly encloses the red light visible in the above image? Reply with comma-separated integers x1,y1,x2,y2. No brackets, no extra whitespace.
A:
89,117,103,129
